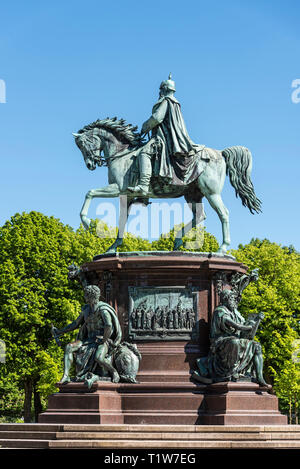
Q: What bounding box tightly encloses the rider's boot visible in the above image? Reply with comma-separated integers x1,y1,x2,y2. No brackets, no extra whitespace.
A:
128,153,151,195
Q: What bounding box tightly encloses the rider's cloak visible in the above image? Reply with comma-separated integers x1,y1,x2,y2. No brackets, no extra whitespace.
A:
149,96,206,186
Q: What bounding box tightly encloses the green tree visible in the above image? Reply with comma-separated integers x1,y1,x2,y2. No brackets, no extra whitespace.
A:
273,362,300,423
83,219,219,254
150,224,219,252
231,239,300,391
0,212,84,421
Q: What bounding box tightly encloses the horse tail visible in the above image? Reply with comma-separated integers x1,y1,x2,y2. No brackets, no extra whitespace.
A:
222,146,262,214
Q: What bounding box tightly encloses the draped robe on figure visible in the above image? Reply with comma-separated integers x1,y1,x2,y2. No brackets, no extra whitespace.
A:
196,305,258,382
148,96,206,186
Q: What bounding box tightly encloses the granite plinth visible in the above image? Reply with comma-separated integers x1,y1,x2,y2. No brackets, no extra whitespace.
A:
38,381,205,425
38,380,286,426
40,253,286,425
200,381,288,425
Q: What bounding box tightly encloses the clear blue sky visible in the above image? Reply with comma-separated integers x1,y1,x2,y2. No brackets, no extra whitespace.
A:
0,0,299,250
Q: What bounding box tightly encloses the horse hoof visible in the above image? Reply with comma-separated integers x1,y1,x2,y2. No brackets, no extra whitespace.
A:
105,248,117,254
105,238,123,254
217,245,228,255
105,243,118,254
173,239,183,251
81,216,91,230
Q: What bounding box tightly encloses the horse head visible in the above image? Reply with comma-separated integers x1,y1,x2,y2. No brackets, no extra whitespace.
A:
72,129,103,171
73,117,145,171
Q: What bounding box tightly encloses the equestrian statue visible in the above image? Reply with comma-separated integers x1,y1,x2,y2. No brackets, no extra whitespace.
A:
73,74,261,254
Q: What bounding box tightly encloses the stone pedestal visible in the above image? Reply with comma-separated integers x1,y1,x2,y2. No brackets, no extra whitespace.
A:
200,382,287,425
80,251,247,384
38,381,206,425
39,380,286,426
39,252,286,425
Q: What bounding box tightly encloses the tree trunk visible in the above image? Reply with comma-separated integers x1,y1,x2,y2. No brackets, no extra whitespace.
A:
33,384,43,422
295,395,299,425
23,379,33,422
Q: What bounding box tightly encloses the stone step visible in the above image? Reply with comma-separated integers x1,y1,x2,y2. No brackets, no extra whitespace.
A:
2,437,300,450
0,424,63,432
2,423,299,433
0,431,57,440
48,439,300,449
60,424,265,432
0,424,62,448
0,439,50,448
55,431,271,440
61,424,300,434
1,423,300,449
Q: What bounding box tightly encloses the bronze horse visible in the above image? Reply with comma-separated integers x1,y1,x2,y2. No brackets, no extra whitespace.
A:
73,117,261,254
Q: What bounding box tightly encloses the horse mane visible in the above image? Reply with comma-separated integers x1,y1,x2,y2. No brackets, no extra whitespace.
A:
77,117,144,147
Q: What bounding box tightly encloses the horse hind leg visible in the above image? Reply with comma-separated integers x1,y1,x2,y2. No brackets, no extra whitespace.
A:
173,200,206,251
205,193,230,254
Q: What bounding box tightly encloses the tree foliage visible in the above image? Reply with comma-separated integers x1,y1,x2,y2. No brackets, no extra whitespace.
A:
231,238,300,398
0,212,80,420
274,361,300,423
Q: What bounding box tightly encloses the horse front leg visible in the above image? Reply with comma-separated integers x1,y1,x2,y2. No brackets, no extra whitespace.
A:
105,195,132,253
80,192,93,230
80,183,120,230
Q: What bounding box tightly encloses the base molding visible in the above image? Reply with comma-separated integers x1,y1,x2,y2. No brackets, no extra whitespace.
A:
200,381,287,425
38,381,205,425
38,380,287,425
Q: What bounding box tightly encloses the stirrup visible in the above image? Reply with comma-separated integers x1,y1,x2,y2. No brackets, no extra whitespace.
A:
127,185,149,195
